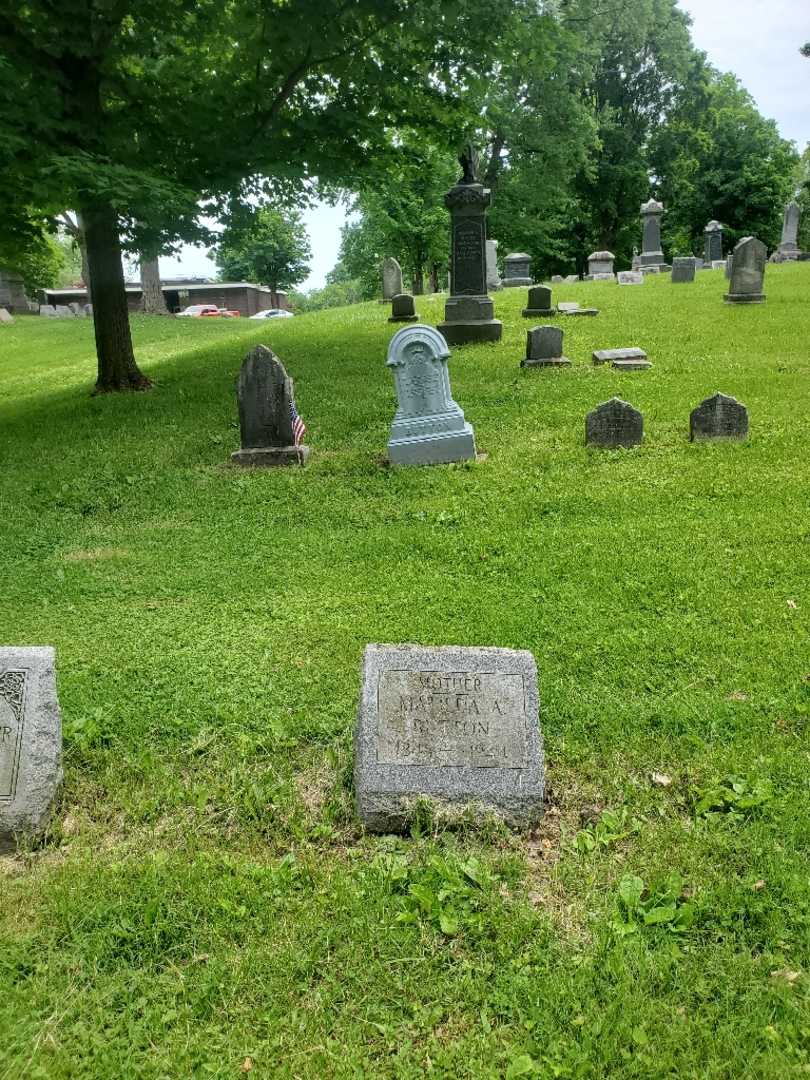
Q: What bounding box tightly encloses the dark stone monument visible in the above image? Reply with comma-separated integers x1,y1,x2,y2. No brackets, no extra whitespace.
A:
690,393,749,441
704,220,724,263
0,647,62,851
437,145,502,345
354,644,544,831
586,398,643,448
503,253,533,287
639,198,666,269
776,200,802,261
671,257,696,284
231,345,309,466
521,325,570,368
724,237,766,304
522,285,555,317
389,293,418,323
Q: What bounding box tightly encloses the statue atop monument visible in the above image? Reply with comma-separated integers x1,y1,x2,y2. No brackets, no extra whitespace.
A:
458,142,479,185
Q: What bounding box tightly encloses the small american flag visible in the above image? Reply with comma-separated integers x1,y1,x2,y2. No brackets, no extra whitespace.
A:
289,398,306,447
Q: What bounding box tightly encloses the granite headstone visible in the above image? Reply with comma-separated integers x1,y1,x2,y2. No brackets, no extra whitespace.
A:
671,257,696,284
704,220,724,263
639,198,666,269
354,644,544,831
592,347,650,369
724,237,766,304
485,239,502,291
382,258,403,301
389,293,419,323
231,345,309,466
502,252,533,287
776,200,801,260
521,325,570,368
587,251,615,279
690,392,749,441
586,398,643,448
522,285,554,317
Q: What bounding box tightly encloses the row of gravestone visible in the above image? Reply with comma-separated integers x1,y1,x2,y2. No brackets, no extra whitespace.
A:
39,303,92,317
586,393,749,448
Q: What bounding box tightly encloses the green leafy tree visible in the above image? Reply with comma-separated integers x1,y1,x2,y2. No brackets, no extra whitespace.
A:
212,209,311,293
328,219,387,300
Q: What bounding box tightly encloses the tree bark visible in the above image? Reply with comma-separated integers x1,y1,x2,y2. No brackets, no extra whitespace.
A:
139,255,169,314
83,201,151,392
413,266,424,295
430,263,440,293
76,213,91,288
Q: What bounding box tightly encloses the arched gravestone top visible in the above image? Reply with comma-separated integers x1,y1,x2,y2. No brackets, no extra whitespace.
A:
641,198,664,214
231,345,309,466
522,284,554,317
585,398,643,448
690,392,749,441
724,237,766,304
386,324,475,465
0,646,62,851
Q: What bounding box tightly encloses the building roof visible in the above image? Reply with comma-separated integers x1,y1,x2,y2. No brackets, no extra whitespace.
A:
44,282,287,296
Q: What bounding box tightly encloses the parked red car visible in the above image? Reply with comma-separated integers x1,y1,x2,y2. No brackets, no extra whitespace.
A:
177,304,241,318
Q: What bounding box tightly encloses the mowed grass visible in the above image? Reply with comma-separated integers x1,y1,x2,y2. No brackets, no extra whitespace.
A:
1,267,810,1078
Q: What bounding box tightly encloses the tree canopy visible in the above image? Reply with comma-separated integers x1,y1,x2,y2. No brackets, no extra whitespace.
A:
211,209,311,294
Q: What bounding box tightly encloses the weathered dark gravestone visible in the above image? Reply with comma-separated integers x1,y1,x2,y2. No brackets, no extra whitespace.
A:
0,647,62,850
724,237,766,304
586,398,643,448
671,257,696,284
354,644,544,831
704,220,724,263
387,324,475,465
521,325,570,368
690,392,749,441
389,293,418,323
381,258,403,301
502,252,533,287
586,251,615,279
776,200,802,260
592,347,650,370
437,154,502,345
231,345,309,466
0,268,27,314
639,198,666,269
522,285,554,317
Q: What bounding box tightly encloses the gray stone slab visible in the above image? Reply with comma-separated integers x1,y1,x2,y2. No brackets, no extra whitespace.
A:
690,392,748,441
522,325,570,368
485,239,502,291
0,307,13,324
0,647,62,850
39,305,57,317
389,293,418,323
592,347,649,367
354,644,544,832
387,324,475,465
54,305,73,318
617,271,644,285
231,345,308,467
725,236,766,303
522,285,554,317
558,302,599,316
563,307,599,317
503,252,532,287
586,398,643,448
671,257,696,283
588,251,614,276
711,260,726,271
382,257,403,300
704,220,723,262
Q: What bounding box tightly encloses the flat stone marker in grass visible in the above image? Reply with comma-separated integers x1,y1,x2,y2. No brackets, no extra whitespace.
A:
558,302,599,317
0,307,14,324
522,285,555,317
231,345,309,467
617,271,643,285
586,398,643,448
671,257,696,284
592,347,650,370
388,293,419,323
386,324,475,466
521,325,570,368
0,647,62,851
724,236,766,304
690,392,749,441
355,644,545,832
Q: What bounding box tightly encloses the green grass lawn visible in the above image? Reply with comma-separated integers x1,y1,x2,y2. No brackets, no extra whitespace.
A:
2,267,810,1078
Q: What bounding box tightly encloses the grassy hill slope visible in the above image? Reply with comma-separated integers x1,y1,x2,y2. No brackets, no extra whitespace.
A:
1,267,809,1078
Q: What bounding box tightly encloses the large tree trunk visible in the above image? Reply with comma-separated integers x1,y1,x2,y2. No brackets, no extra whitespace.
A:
83,201,151,393
139,255,169,314
76,213,91,288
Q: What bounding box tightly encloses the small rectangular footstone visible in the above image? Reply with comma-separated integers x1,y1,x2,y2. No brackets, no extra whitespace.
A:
355,645,544,832
592,347,650,369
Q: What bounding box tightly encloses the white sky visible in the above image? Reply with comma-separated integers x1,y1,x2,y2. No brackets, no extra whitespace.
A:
162,0,809,290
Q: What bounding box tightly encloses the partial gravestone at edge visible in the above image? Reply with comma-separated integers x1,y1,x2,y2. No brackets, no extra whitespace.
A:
0,646,63,851
586,398,643,448
354,644,545,832
231,345,309,467
690,392,749,441
386,324,475,466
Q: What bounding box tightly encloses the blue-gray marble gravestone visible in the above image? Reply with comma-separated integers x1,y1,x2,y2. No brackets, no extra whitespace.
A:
690,393,749,441
724,237,766,304
586,251,615,279
355,644,544,832
231,345,309,466
0,647,62,851
386,325,475,465
586,398,643,448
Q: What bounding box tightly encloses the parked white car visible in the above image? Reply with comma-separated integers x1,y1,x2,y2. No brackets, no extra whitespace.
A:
249,308,294,320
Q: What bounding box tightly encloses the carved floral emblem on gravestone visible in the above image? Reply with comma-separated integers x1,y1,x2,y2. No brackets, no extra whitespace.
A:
0,671,26,799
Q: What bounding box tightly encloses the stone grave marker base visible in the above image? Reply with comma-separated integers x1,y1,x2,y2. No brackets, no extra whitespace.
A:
231,446,310,467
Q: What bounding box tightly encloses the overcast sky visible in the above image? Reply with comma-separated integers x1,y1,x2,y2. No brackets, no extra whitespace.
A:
161,0,810,290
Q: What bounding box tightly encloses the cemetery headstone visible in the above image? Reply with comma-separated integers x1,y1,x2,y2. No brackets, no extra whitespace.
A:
775,200,802,260
389,293,419,323
0,307,14,324
711,261,726,271
592,347,650,370
690,392,749,441
586,251,615,280
231,345,309,467
703,220,724,263
564,274,579,283
381,257,403,302
551,274,564,284
671,257,696,284
68,302,82,315
724,255,733,279
354,644,545,831
503,252,533,287
54,305,72,318
586,398,643,448
639,198,666,269
521,285,555,317
0,646,62,851
38,305,57,317
617,271,644,285
83,304,93,315
521,325,570,368
0,268,27,314
485,240,502,291
724,237,766,304
437,149,502,345
631,247,641,269
387,324,475,465
559,302,599,317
